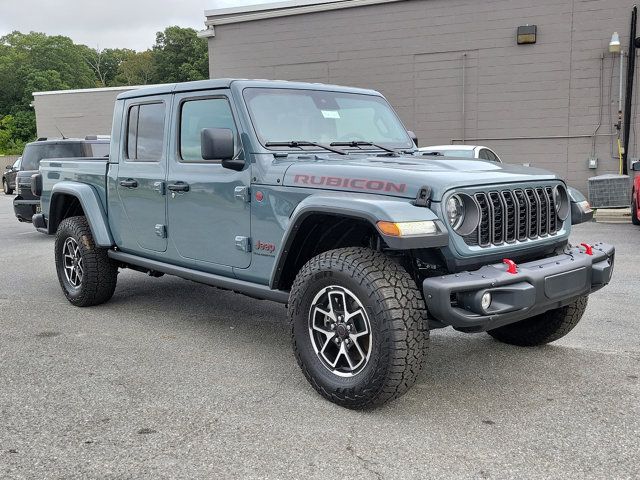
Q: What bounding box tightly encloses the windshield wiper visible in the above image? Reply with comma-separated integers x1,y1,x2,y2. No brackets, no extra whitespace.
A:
330,141,399,155
420,151,444,156
266,141,346,155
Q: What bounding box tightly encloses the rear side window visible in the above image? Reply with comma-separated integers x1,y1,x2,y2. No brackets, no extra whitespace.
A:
90,143,110,157
126,102,165,161
179,98,237,162
21,143,86,170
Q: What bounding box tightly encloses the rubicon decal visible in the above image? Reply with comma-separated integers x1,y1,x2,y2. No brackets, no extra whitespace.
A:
294,174,406,193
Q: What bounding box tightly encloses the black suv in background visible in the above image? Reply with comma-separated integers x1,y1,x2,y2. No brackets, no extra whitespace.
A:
13,137,109,222
2,157,21,194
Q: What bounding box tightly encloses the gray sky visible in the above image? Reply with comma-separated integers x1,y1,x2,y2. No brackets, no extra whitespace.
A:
0,0,276,51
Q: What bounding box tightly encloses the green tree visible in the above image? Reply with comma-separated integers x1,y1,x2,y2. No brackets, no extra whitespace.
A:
80,46,135,87
152,26,208,83
116,50,156,85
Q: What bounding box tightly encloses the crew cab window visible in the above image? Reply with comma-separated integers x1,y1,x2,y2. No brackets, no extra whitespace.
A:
126,102,165,161
478,149,489,160
180,97,237,162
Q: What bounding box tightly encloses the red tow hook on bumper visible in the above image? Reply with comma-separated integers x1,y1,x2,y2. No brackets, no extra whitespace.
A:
580,243,594,255
502,258,518,274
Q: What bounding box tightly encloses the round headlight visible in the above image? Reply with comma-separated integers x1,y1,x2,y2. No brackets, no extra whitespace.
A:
553,185,570,221
446,195,465,229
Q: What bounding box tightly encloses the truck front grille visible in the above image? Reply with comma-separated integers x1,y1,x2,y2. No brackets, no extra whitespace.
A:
464,186,561,247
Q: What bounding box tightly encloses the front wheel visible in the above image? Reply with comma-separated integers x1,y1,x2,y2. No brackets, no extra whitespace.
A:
488,296,588,346
55,216,118,307
3,178,13,195
632,191,640,225
288,247,429,409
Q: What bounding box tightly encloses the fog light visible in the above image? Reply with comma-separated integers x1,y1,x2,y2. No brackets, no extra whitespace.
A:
481,292,492,312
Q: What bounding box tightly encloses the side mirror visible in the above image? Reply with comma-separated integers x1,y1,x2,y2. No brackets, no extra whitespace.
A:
201,128,235,161
5,165,11,170
407,131,418,147
201,128,245,171
632,161,640,172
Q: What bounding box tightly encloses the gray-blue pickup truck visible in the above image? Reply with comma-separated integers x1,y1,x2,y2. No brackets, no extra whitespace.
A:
32,79,614,408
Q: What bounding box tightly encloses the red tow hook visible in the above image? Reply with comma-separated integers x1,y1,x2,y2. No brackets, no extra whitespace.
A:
579,243,593,255
502,258,518,274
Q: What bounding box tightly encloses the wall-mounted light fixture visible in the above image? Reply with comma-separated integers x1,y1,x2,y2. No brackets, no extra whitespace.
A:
517,25,537,44
609,32,621,53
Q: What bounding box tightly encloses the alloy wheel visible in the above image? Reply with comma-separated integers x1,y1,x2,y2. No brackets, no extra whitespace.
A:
308,285,372,377
62,237,84,288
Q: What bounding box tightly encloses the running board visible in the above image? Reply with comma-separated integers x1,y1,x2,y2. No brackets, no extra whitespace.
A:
108,250,289,304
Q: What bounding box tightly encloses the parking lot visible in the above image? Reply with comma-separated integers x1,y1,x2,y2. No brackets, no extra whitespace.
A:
0,193,638,479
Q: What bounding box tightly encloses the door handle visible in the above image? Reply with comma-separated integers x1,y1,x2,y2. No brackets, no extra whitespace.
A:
119,179,138,188
167,182,190,193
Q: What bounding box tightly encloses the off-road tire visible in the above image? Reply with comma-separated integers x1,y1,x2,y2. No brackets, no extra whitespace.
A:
288,247,429,409
488,296,588,346
55,216,118,307
3,178,13,195
632,191,640,225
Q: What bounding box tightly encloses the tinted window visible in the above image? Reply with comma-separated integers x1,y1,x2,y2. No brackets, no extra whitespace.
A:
486,150,500,162
21,143,86,170
478,149,490,160
180,98,237,162
126,103,164,161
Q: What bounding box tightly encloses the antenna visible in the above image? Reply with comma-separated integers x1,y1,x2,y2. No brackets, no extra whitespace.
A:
55,125,68,139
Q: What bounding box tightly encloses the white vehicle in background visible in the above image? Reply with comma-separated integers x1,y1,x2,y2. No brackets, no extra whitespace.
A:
419,144,502,162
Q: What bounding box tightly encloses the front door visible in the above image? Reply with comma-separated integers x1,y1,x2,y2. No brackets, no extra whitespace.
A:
166,91,251,268
116,96,169,253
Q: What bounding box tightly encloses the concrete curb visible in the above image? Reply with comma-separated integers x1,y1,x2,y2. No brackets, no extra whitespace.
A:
593,207,631,224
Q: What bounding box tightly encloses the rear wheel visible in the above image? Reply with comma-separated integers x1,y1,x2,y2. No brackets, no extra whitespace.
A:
632,190,640,225
488,296,588,346
55,216,118,307
3,178,12,195
288,247,429,408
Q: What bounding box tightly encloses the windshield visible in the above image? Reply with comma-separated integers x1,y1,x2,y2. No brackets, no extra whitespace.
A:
421,149,475,158
21,143,87,170
243,88,413,150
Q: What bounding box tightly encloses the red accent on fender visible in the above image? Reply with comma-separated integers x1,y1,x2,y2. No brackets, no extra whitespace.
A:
580,243,593,255
502,258,518,274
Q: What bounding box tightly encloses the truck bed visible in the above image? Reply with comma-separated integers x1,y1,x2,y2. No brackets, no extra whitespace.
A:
39,157,110,220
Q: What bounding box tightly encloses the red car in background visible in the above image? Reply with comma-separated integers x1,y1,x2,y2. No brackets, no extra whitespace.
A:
633,161,640,225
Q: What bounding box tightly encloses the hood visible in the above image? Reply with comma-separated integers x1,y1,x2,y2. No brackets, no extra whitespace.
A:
282,154,560,200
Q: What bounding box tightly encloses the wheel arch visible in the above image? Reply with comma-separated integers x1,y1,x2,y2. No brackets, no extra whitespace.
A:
49,182,113,247
270,193,448,291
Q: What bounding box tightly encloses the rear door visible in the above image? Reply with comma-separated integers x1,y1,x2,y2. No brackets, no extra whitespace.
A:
166,90,251,269
116,96,170,253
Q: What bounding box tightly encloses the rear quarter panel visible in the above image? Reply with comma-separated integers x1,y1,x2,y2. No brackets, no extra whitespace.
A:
39,158,109,219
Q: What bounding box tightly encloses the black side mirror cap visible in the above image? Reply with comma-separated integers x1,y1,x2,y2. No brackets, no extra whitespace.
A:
201,128,235,161
407,131,418,147
31,173,42,197
632,161,640,172
5,165,11,170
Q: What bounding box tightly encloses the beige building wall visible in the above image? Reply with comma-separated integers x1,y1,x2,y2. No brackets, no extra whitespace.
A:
32,87,136,139
205,0,640,195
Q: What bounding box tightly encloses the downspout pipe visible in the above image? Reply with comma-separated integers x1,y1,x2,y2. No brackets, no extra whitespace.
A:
623,5,637,175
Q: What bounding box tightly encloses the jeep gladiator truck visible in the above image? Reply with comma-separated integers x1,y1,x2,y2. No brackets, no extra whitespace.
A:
34,79,614,408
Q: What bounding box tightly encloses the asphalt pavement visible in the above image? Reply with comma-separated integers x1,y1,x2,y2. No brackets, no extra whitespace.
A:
0,193,638,479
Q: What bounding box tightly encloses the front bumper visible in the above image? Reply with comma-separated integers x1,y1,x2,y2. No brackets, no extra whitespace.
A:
423,242,614,332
